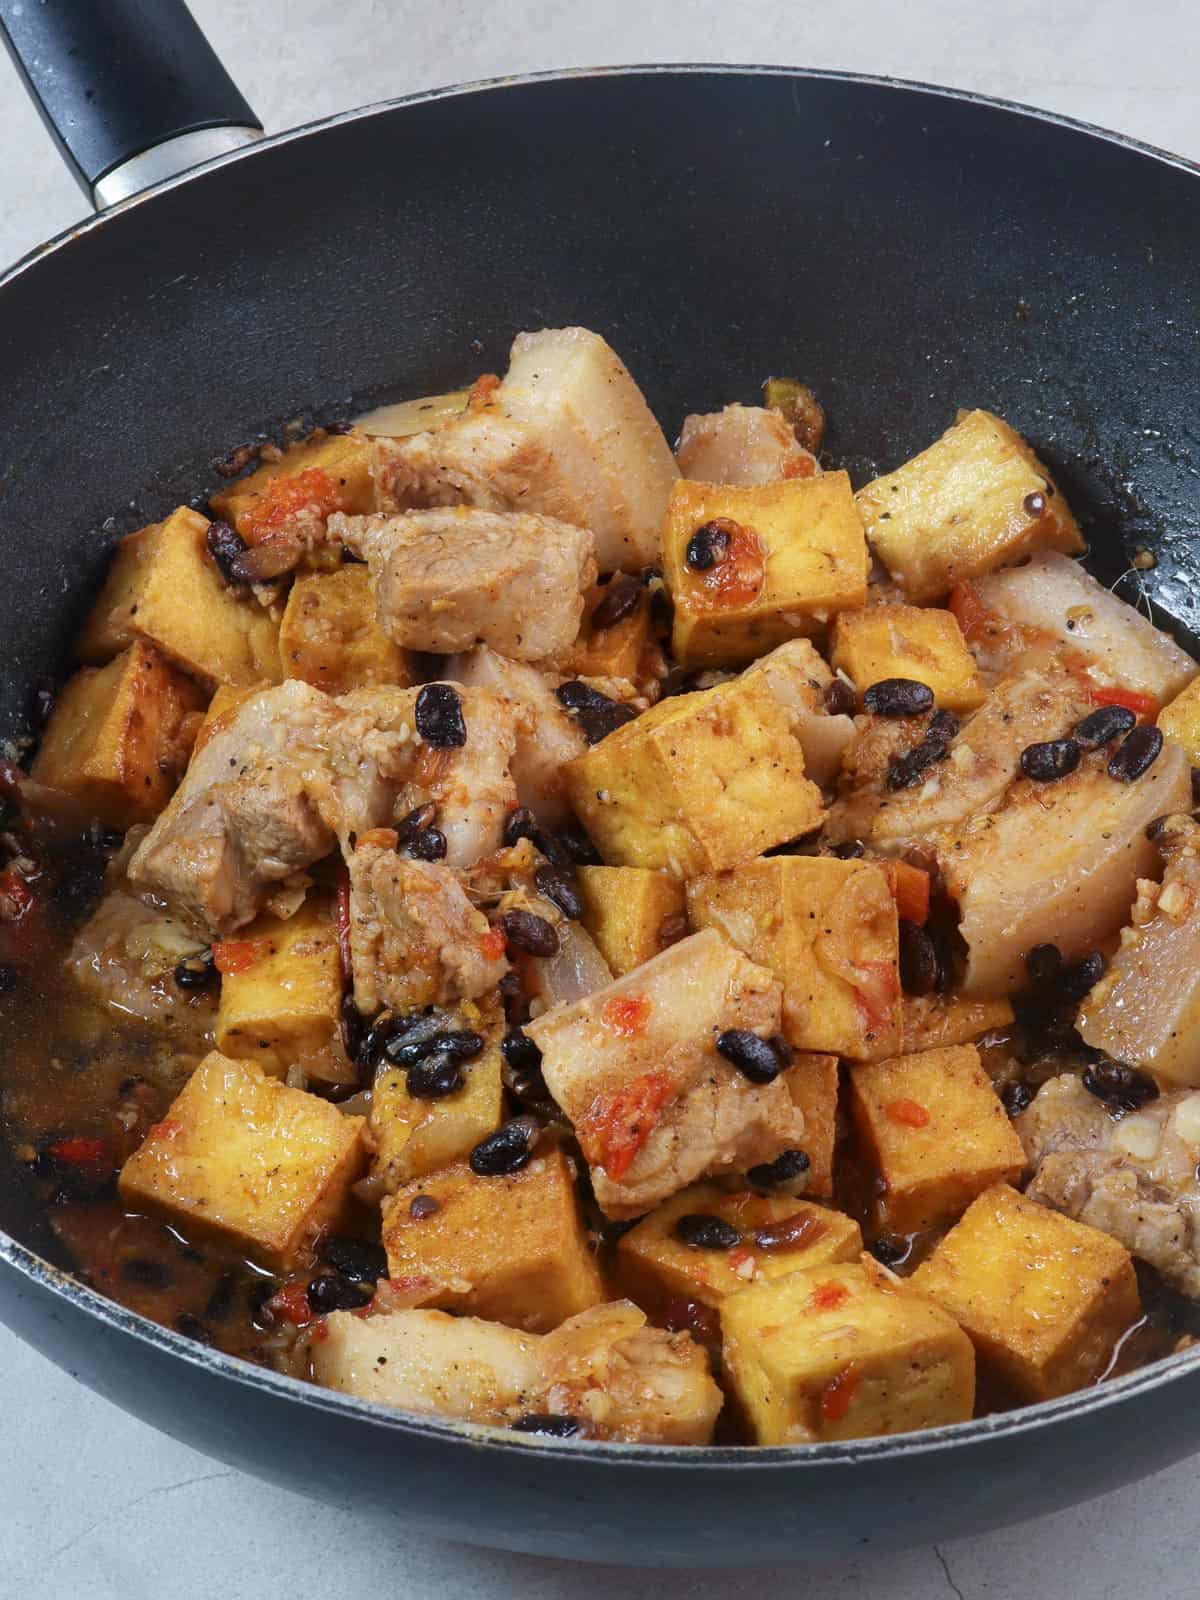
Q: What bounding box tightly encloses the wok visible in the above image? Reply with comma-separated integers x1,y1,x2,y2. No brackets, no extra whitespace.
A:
0,0,1198,1568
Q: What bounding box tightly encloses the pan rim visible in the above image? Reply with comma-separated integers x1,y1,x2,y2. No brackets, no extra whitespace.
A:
4,60,1200,1469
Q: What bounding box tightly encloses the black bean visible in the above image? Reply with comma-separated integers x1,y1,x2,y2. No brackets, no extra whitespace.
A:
511,1413,581,1438
555,681,637,744
498,970,530,1026
174,1313,214,1345
501,909,560,957
469,1117,539,1177
396,803,438,846
391,1028,485,1067
590,575,642,630
204,1271,239,1322
685,522,732,571
1108,725,1163,782
1058,950,1106,1005
228,541,302,584
501,1027,543,1076
715,1029,791,1084
174,949,217,991
1074,705,1137,750
650,586,674,628
1020,739,1081,783
381,1012,453,1063
318,1236,388,1283
554,824,603,866
406,1052,465,1099
88,822,126,852
408,827,448,861
673,1213,742,1250
1001,1080,1037,1117
1191,768,1200,806
415,683,467,748
1025,943,1063,988
832,839,866,859
1023,491,1047,517
868,1236,908,1267
926,710,960,748
205,520,250,584
747,1149,810,1188
863,678,935,717
340,993,364,1062
1082,1059,1160,1113
405,1194,437,1221
898,920,939,996
121,1257,174,1289
824,678,856,716
307,1272,371,1314
30,679,56,728
248,1280,280,1330
357,1011,409,1078
502,806,539,848
534,863,583,921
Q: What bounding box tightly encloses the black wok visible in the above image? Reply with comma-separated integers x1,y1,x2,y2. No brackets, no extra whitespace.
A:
0,0,1198,1568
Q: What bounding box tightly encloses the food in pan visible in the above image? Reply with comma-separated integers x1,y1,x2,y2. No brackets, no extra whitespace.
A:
4,325,1198,1447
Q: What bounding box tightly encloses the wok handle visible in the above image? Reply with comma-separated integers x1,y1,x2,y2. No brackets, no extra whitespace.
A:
0,0,262,209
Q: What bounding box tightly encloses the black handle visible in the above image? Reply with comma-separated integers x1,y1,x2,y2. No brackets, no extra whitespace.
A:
0,0,261,198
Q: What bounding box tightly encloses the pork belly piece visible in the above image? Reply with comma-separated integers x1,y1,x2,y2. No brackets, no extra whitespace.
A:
739,638,855,786
1018,1074,1200,1298
371,327,678,571
676,403,820,486
1078,816,1200,1085
974,552,1197,704
941,740,1191,995
526,928,807,1218
346,839,508,1015
67,888,212,1035
332,507,595,660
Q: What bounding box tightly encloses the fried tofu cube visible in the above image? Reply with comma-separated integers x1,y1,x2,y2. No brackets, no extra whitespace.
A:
209,430,375,542
76,507,282,686
901,994,1014,1054
830,604,985,712
551,575,655,682
279,565,413,693
848,1045,1025,1233
563,674,824,877
190,683,261,756
784,1052,840,1197
911,1183,1141,1401
856,410,1084,603
1158,676,1200,766
721,1261,975,1444
688,856,901,1060
576,865,686,976
214,894,344,1077
31,641,206,827
662,473,869,668
617,1183,860,1313
381,1146,605,1333
118,1052,367,1270
370,1035,504,1191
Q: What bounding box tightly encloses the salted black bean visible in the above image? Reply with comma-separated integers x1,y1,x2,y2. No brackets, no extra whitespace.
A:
898,920,939,996
887,740,945,791
501,1027,543,1075
534,864,583,921
685,522,732,570
174,949,217,991
554,823,604,865
406,1052,465,1099
318,1236,388,1283
863,678,935,717
1081,1059,1160,1113
1108,725,1164,782
590,574,642,630
408,827,447,861
306,1272,371,1314
673,1213,741,1250
926,710,960,748
1057,950,1106,1004
832,839,866,859
1020,739,1081,783
1074,704,1136,749
500,909,561,957
1001,1080,1037,1117
715,1029,790,1084
747,1149,810,1188
409,1195,439,1220
395,803,438,846
868,1237,908,1267
502,806,539,848
824,678,856,716
415,683,467,748
205,520,249,584
1025,943,1063,988
469,1117,539,1176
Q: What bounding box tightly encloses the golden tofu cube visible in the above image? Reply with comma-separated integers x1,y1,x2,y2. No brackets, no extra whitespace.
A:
215,895,344,1076
857,410,1084,603
279,565,413,693
830,604,985,712
901,994,1014,1054
721,1260,974,1444
564,674,824,877
911,1183,1141,1401
209,430,374,542
784,1051,840,1197
190,683,261,756
617,1182,860,1313
688,855,901,1060
1158,676,1200,766
370,1036,504,1191
576,865,686,976
77,507,282,686
380,1145,605,1333
118,1052,367,1270
31,641,206,827
662,473,869,668
553,575,655,681
848,1045,1025,1233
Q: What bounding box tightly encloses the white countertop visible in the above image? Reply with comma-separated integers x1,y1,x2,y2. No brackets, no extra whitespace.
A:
3,2,1199,1594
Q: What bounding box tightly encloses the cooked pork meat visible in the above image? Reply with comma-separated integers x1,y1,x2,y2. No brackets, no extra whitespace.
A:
371,328,678,571
396,684,520,869
67,889,211,1035
1019,1074,1200,1297
332,507,596,660
676,403,821,486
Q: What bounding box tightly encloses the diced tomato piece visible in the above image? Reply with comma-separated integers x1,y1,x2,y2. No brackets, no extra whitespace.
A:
948,580,995,642
212,938,272,976
683,518,767,610
886,1097,931,1129
1091,685,1159,720
467,373,502,411
47,1136,108,1166
479,926,506,961
853,960,899,1031
889,861,931,926
242,467,342,544
601,994,652,1038
810,1280,850,1312
335,863,352,978
782,453,818,480
820,1361,862,1422
579,1070,673,1180
269,1283,313,1326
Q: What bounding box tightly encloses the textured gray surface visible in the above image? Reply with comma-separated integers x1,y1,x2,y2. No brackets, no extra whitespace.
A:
3,1,1199,1592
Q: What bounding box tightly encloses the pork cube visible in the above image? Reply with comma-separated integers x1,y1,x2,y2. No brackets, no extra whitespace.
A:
676,403,820,486
662,474,869,668
67,889,212,1036
941,740,1191,995
31,641,205,827
848,1045,1025,1233
739,638,856,785
830,604,986,713
857,409,1083,603
372,328,678,571
563,673,824,877
617,1183,860,1313
974,551,1197,704
911,1182,1140,1401
77,506,282,686
279,565,414,693
721,1261,975,1444
333,507,596,661
380,1146,605,1333
576,865,687,977
397,682,520,867
688,856,901,1060
370,1036,504,1192
118,1052,367,1270
209,428,375,544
